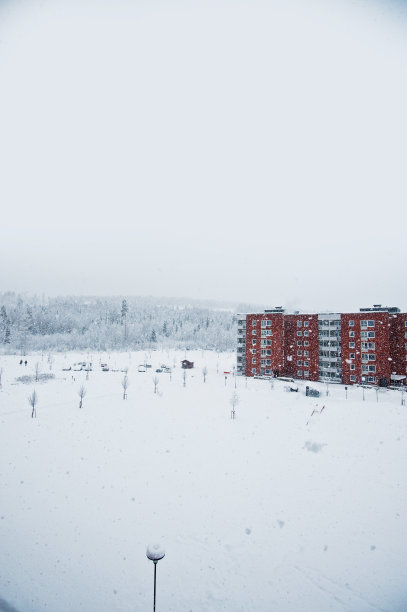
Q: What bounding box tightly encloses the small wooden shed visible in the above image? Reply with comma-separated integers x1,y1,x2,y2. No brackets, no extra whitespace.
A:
181,359,194,369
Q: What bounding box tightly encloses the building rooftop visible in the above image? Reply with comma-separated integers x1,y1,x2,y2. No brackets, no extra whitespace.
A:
359,305,400,313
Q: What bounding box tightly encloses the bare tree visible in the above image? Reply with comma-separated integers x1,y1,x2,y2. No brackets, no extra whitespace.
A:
202,366,208,383
34,362,41,382
230,392,239,420
182,370,187,387
122,375,129,399
48,354,54,371
153,375,159,394
28,389,38,418
78,385,87,409
0,367,3,389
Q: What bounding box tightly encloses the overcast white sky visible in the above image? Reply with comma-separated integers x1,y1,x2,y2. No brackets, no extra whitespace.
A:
0,0,406,312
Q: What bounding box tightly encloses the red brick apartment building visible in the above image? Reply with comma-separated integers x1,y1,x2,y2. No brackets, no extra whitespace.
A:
237,305,407,386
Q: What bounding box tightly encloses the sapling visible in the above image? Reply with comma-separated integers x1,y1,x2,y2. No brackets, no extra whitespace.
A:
122,375,129,399
202,366,208,383
34,362,41,383
28,389,38,418
230,392,239,420
78,385,87,409
153,375,159,394
0,367,3,389
182,370,187,388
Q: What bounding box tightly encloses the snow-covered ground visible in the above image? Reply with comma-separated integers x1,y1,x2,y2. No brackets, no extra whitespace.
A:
0,350,406,612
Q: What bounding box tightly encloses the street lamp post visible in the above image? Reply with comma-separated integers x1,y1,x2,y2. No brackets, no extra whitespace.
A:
146,544,165,612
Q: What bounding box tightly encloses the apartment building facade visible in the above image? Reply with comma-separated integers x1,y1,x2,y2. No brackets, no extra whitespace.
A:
237,305,407,386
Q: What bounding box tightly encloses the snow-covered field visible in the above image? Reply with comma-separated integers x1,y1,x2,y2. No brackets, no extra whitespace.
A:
0,350,406,612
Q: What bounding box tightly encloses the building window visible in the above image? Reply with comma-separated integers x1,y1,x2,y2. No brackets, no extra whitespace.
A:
261,330,267,337
350,353,355,359
297,370,302,376
297,350,302,356
405,320,407,327
252,340,257,346
304,350,309,357
297,360,302,366
304,341,309,346
304,371,309,377
361,320,368,327
304,361,309,367
267,321,272,327
350,375,356,381
349,342,355,348
251,368,256,374
266,359,271,365
297,341,302,346
349,320,354,326
252,330,257,335
297,331,302,336
368,365,376,372
252,320,257,326
304,331,309,337
368,354,376,361
349,331,355,337
297,321,302,327
368,320,375,327
350,364,355,370
261,320,266,328
265,369,271,374
267,330,272,336
362,365,368,373
368,331,375,338
252,358,256,364
368,376,376,382
261,359,266,365
304,321,309,327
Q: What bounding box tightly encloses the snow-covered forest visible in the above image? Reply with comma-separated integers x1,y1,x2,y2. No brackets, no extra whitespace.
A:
0,293,250,353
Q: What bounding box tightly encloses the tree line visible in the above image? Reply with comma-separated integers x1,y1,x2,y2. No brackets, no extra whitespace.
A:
0,293,241,353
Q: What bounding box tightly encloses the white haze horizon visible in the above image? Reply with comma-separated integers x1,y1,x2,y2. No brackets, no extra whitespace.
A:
1,0,407,314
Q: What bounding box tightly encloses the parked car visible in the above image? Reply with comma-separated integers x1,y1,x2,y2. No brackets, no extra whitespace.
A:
101,363,109,371
138,365,146,373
